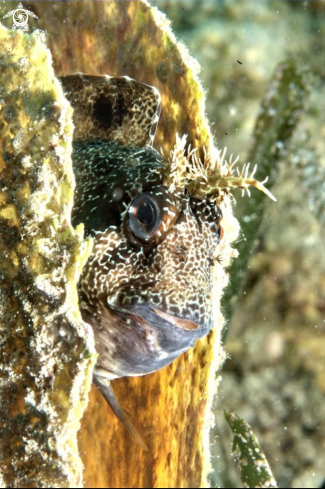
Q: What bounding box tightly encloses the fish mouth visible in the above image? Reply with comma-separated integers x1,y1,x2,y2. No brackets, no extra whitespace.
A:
150,308,199,331
85,301,210,380
107,301,205,332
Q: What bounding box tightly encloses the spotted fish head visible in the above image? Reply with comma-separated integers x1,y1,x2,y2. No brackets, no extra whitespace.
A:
60,73,274,446
60,74,224,381
77,160,223,380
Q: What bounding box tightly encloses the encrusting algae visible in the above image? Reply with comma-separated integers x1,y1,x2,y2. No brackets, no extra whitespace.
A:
0,2,276,488
165,133,276,202
0,26,96,488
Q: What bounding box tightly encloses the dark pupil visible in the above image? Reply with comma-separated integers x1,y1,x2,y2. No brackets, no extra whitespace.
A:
137,200,154,226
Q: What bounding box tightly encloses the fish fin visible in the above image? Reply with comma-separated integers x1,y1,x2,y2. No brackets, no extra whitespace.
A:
59,73,161,147
93,373,148,451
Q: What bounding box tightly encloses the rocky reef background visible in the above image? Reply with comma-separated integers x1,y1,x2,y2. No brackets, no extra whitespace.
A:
151,1,325,488
0,1,324,488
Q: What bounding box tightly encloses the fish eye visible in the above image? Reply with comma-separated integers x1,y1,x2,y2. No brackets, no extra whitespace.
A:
127,187,178,245
129,194,159,237
217,225,224,243
136,198,155,226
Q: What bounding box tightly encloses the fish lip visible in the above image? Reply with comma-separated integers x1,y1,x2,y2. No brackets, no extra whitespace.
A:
150,308,200,331
106,301,202,331
91,302,209,379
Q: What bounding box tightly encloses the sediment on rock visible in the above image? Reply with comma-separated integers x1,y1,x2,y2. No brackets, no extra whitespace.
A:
0,26,96,488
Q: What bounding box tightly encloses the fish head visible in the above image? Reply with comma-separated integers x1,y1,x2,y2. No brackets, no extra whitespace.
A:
60,73,225,380
72,141,223,380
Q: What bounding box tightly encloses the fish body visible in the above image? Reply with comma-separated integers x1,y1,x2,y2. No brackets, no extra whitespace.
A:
60,73,272,446
59,74,223,387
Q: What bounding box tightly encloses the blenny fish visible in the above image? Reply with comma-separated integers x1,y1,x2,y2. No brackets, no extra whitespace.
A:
60,73,275,448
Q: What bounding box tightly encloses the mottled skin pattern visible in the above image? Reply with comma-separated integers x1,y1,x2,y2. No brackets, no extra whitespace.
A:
60,74,223,446
73,140,222,379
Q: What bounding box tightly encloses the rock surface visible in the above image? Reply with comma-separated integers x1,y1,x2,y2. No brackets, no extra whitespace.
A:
0,26,96,488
